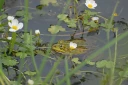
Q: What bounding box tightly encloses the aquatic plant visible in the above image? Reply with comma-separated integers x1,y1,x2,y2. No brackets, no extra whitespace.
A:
0,0,128,85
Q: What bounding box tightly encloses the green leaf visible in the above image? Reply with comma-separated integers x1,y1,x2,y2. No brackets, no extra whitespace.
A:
40,0,57,6
0,26,4,31
57,14,68,21
96,60,107,68
71,58,81,64
83,19,89,24
48,25,65,34
100,20,114,29
16,52,28,58
0,14,7,20
67,19,77,28
16,10,33,20
36,5,45,10
24,71,36,76
85,10,98,16
86,61,95,65
119,71,128,78
88,21,99,28
106,61,114,68
2,57,18,66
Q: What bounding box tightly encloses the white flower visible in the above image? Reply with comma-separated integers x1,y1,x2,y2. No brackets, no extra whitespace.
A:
35,30,40,35
7,16,14,21
85,0,97,9
91,17,99,22
7,37,12,40
69,42,77,49
8,19,23,32
28,79,34,85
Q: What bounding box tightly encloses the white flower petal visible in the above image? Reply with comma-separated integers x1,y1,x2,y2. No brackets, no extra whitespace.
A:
8,22,12,27
93,3,97,7
9,28,16,32
28,79,34,85
12,19,19,26
70,42,77,49
92,17,99,21
7,16,14,21
7,37,12,40
35,30,40,34
85,0,97,9
18,23,23,29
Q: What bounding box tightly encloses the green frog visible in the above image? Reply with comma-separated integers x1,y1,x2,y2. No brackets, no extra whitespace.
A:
52,39,87,55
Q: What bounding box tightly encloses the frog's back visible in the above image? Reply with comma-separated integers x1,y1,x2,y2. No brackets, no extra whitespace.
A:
52,39,87,55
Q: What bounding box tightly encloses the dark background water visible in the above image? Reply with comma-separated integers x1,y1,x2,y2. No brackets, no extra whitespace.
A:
4,0,128,85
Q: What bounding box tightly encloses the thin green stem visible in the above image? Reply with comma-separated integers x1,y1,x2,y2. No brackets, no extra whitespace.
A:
43,57,62,84
65,56,71,85
30,31,40,81
109,30,118,85
9,32,16,54
0,0,4,11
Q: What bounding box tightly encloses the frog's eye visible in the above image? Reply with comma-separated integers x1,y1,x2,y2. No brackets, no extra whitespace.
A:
59,45,63,48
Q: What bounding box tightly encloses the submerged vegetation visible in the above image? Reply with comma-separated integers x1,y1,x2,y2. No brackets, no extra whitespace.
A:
0,0,128,85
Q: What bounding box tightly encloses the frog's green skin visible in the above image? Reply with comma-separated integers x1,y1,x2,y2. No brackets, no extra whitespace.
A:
52,39,87,55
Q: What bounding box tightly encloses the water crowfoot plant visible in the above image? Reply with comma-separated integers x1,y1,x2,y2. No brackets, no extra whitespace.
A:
85,0,97,9
8,19,23,32
1,0,128,85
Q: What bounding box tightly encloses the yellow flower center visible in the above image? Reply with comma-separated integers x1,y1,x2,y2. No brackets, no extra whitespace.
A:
12,26,18,30
113,13,118,16
70,46,75,50
88,4,93,8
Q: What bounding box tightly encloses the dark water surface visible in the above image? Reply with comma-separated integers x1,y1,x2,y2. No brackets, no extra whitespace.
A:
4,0,128,85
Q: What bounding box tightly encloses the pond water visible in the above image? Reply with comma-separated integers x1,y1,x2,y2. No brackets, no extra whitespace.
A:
3,0,128,85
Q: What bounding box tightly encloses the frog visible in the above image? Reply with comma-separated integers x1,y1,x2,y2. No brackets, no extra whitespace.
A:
52,39,87,55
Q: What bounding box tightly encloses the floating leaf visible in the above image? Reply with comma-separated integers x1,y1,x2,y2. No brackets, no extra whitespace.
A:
85,10,98,16
40,0,57,6
16,52,28,58
71,58,81,64
96,60,107,68
96,60,114,69
86,61,95,65
67,19,77,28
2,57,18,66
36,5,45,10
57,14,68,21
88,21,99,28
24,71,36,76
0,14,7,20
106,61,114,68
119,71,128,78
16,10,33,20
48,25,65,34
